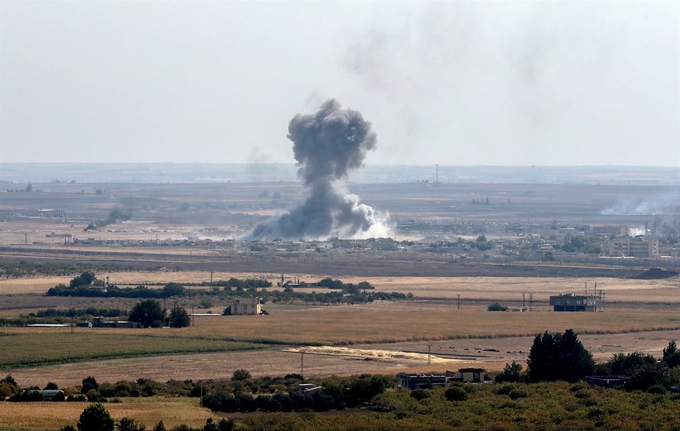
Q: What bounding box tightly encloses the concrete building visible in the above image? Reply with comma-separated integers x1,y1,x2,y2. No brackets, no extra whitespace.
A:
397,373,447,389
398,368,487,389
549,293,598,312
446,368,486,383
609,237,659,258
229,297,262,315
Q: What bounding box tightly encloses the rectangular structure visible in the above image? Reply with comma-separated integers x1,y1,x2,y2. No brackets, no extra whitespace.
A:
549,293,598,312
230,297,262,315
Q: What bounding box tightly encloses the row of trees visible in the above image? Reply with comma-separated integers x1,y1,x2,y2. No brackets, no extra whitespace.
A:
46,272,409,306
60,403,234,431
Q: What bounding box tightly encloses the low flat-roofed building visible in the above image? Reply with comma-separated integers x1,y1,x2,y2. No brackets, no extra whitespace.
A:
550,293,598,312
397,373,447,390
446,368,486,383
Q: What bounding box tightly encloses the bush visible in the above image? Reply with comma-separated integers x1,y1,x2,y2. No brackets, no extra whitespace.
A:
81,377,98,394
647,385,667,394
410,389,431,401
487,302,508,312
509,388,528,400
231,369,251,381
444,386,469,401
215,418,235,431
116,418,146,431
67,394,88,402
78,402,114,431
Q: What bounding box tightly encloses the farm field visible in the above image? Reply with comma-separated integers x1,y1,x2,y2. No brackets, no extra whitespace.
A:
2,273,678,305
0,332,262,370
6,328,680,390
2,302,680,389
0,397,212,430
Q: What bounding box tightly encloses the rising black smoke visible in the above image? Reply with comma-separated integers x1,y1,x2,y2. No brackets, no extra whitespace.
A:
84,206,133,231
247,99,389,240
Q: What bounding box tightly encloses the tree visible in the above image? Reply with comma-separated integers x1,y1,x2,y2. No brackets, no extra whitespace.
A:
527,329,594,382
557,329,595,382
495,361,523,383
152,421,166,431
116,418,146,431
81,376,98,394
168,305,190,328
25,183,32,192
607,352,656,376
70,271,96,288
129,299,165,327
663,340,680,368
77,403,114,431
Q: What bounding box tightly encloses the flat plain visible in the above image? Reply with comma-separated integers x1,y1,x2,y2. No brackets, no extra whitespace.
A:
0,175,679,429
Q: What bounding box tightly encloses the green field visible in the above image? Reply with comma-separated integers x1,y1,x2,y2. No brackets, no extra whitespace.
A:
0,332,263,369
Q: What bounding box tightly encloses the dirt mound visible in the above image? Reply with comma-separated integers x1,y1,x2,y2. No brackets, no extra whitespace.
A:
631,267,679,280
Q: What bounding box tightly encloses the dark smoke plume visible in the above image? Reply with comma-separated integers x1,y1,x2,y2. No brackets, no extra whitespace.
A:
84,206,133,231
247,99,389,240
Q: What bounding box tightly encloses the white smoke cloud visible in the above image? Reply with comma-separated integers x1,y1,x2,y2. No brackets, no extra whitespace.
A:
600,190,680,216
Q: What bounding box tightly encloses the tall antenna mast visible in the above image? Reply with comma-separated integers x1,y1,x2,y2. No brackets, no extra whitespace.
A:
435,164,439,187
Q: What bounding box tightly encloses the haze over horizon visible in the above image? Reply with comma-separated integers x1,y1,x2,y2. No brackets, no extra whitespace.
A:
1,1,678,167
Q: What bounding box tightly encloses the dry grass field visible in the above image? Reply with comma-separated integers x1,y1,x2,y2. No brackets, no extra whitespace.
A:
0,397,212,430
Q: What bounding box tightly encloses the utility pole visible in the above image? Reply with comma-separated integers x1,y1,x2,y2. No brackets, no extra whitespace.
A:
529,293,533,311
71,315,75,334
300,351,304,376
191,306,195,327
210,271,213,285
24,233,27,245
427,343,432,365
457,294,461,310
522,293,526,308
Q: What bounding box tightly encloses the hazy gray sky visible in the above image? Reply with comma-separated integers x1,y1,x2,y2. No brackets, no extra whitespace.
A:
1,0,678,166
